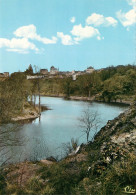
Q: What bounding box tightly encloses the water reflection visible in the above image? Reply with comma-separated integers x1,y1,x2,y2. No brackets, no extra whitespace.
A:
1,97,128,163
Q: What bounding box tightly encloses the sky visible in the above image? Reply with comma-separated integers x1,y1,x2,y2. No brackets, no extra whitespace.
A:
0,0,135,73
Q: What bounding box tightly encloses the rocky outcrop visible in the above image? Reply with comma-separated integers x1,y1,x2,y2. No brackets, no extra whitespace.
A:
84,102,136,176
94,102,136,144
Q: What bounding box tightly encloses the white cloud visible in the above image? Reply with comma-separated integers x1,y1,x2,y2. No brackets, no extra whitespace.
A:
117,9,136,26
71,24,100,42
86,13,118,27
116,0,136,27
70,17,76,23
127,0,136,7
0,38,10,48
97,36,101,40
57,32,74,45
39,36,57,44
0,38,39,53
14,24,57,44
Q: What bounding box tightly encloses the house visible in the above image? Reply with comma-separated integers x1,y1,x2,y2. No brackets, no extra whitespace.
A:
3,72,9,77
0,72,9,77
27,75,45,80
86,66,95,73
40,69,48,75
50,66,59,75
0,73,4,77
72,74,77,80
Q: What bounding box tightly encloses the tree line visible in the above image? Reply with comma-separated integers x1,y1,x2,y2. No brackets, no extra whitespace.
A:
0,64,135,122
60,64,136,101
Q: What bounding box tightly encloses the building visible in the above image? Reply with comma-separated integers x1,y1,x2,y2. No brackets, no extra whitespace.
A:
72,74,77,80
0,72,9,77
40,69,48,75
86,66,95,73
27,75,45,80
3,72,9,77
50,66,59,75
0,73,4,77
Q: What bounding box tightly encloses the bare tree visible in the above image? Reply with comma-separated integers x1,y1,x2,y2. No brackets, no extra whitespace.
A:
62,138,79,156
79,107,100,142
33,65,41,116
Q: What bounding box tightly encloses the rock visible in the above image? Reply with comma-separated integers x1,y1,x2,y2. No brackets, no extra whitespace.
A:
75,145,81,154
46,156,57,162
131,118,136,126
40,159,54,165
69,145,81,156
67,153,87,163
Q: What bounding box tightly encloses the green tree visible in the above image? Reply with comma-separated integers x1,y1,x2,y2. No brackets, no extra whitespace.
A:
0,72,29,123
62,77,72,98
25,64,33,75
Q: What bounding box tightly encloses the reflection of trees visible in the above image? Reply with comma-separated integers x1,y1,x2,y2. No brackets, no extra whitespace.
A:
0,124,51,165
29,138,50,161
0,124,26,165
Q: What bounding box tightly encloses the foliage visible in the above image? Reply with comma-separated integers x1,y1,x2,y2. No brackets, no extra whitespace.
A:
1,151,135,195
62,138,79,155
39,162,86,194
0,172,7,193
37,65,136,103
26,177,44,192
25,64,33,75
0,72,31,123
0,65,135,123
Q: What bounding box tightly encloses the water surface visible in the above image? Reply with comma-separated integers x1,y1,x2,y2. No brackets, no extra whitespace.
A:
2,97,128,163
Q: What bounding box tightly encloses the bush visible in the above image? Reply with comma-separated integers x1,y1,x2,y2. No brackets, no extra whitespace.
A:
0,173,7,194
27,177,44,192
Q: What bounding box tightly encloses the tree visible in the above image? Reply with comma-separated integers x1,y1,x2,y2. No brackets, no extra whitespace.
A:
33,65,41,115
79,107,100,142
62,138,79,156
0,72,28,123
62,77,72,98
25,64,33,75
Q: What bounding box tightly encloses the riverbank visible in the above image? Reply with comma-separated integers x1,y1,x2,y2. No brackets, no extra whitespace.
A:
41,93,132,105
11,102,49,123
1,101,136,194
11,94,131,124
69,95,132,105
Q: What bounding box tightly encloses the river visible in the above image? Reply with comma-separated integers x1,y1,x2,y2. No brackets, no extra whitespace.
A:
1,96,128,163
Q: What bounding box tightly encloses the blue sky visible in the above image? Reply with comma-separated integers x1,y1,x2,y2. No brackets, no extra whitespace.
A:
0,0,135,73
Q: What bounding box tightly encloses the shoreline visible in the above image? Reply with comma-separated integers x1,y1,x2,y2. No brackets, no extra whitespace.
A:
11,104,49,123
11,95,131,123
41,94,131,105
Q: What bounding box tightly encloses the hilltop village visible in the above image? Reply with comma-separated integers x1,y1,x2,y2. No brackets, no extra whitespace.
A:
0,65,95,80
